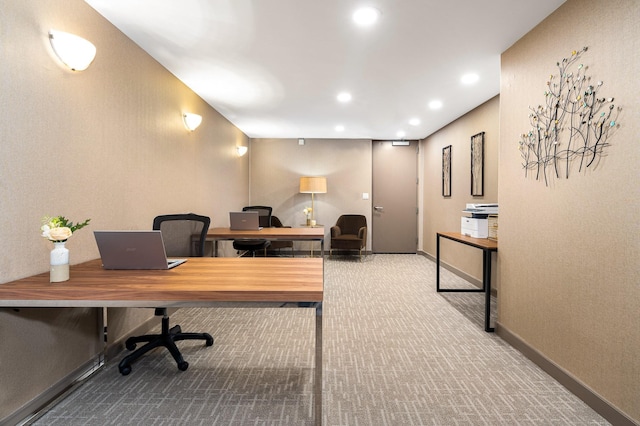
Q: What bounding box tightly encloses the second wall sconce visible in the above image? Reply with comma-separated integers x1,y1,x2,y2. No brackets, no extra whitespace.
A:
236,146,248,157
49,30,97,71
183,113,202,131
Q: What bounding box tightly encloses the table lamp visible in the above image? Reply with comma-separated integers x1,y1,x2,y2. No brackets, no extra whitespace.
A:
299,176,327,225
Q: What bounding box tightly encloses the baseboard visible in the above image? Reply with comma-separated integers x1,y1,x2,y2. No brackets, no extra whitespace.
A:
497,324,638,426
5,356,103,426
326,250,371,257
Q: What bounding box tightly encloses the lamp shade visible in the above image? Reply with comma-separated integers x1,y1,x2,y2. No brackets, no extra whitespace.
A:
49,30,96,71
299,176,327,194
183,113,202,131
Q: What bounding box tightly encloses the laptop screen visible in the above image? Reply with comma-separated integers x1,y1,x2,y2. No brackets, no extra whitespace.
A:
229,211,262,231
94,230,186,269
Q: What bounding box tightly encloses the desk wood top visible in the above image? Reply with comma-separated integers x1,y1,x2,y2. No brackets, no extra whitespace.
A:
437,232,498,251
208,227,324,240
0,258,323,307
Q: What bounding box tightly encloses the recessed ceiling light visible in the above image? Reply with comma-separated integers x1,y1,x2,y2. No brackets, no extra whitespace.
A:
461,73,479,85
335,125,345,132
353,7,380,26
428,100,443,110
409,118,420,126
337,92,352,103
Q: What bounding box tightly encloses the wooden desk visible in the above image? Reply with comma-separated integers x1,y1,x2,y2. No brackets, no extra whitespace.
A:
0,257,324,425
436,232,498,332
207,227,325,257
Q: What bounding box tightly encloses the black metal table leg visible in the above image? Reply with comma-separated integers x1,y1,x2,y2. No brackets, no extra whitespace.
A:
436,234,441,291
435,232,497,333
484,249,495,332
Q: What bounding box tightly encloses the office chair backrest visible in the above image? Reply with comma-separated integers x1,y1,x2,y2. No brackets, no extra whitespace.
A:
152,213,210,257
242,206,272,228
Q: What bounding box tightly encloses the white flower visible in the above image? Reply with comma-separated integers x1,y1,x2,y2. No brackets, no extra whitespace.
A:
49,227,72,241
41,224,51,239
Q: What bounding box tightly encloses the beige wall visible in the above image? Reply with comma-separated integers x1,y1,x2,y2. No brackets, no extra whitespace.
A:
421,96,500,286
0,0,248,421
499,0,639,421
249,138,372,251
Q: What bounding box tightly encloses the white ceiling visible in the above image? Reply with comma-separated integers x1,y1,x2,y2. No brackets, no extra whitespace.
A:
85,0,565,140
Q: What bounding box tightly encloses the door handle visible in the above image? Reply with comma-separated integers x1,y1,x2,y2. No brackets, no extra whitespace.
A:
374,206,384,211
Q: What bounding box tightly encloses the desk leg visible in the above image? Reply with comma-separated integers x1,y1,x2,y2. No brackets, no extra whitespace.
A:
314,302,323,426
436,234,441,291
483,251,495,332
213,240,218,257
102,307,108,344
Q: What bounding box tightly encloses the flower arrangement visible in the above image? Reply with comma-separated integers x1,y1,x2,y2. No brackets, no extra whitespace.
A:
41,216,91,243
303,207,312,218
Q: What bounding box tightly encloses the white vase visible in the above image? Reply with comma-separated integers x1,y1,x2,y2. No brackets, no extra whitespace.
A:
50,241,69,282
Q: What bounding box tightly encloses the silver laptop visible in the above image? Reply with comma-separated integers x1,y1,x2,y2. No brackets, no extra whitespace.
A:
94,230,187,270
229,211,263,231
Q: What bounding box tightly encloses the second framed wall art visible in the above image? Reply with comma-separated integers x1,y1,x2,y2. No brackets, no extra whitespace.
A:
471,132,485,196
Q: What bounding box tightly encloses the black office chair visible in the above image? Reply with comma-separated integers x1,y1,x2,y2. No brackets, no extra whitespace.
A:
118,213,214,375
233,206,272,257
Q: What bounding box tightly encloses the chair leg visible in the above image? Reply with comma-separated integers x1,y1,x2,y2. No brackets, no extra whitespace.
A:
118,315,213,376
119,337,166,375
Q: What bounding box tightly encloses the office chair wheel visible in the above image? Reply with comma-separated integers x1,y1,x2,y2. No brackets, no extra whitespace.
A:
125,341,137,351
119,364,132,376
205,335,214,346
178,361,189,371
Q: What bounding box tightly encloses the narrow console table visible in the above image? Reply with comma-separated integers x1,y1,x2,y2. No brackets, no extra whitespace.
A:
436,232,498,332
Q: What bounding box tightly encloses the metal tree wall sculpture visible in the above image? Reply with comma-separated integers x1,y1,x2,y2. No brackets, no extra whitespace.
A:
518,47,621,185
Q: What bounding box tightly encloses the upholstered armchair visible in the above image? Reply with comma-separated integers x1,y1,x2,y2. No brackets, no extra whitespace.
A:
330,214,367,259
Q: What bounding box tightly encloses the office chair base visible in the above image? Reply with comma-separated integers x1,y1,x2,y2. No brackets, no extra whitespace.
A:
118,317,214,376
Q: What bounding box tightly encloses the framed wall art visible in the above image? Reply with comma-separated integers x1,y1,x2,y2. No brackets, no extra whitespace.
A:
442,145,451,197
471,132,485,196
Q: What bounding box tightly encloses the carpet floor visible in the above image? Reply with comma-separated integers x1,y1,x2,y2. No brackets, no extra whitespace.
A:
32,254,608,425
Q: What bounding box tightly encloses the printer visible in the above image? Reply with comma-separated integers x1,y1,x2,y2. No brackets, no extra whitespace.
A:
461,203,498,238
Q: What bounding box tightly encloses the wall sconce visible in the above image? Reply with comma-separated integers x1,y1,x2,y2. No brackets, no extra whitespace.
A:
236,146,248,157
183,113,202,131
49,30,96,71
299,176,327,224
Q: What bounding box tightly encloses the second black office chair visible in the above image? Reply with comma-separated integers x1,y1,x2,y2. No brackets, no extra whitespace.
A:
233,206,272,257
118,213,214,375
